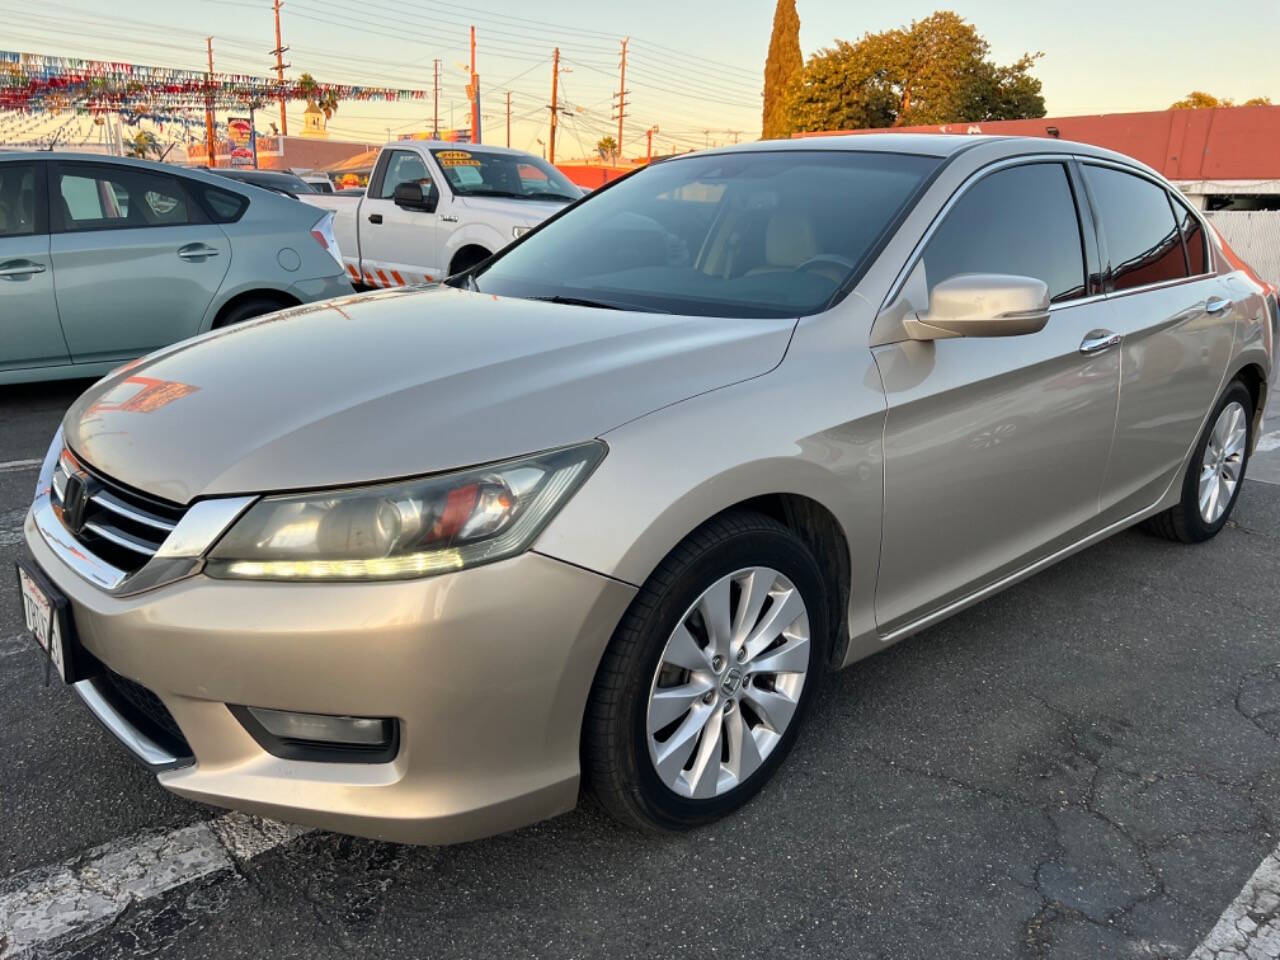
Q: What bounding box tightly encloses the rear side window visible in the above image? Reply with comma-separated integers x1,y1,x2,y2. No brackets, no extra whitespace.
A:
1082,165,1186,291
0,162,38,237
922,162,1086,303
198,183,250,223
55,166,195,232
1171,195,1209,275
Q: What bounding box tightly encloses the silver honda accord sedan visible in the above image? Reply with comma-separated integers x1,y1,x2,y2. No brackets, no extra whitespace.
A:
17,134,1275,843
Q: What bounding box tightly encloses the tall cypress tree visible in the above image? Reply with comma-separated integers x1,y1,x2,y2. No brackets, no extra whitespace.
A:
762,0,802,139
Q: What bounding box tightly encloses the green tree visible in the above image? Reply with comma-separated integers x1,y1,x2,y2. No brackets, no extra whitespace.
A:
1170,91,1231,109
786,11,1045,133
762,0,803,139
297,72,340,119
596,135,618,162
1244,97,1273,106
124,129,162,160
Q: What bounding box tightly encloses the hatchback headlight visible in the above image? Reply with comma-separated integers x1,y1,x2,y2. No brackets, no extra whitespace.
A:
206,442,605,581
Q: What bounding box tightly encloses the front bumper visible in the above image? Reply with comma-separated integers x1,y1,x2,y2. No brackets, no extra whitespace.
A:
25,509,635,844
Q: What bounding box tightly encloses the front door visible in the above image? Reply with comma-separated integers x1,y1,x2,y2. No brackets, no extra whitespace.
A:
360,149,443,285
873,160,1121,631
1078,164,1239,522
0,160,68,372
50,162,230,363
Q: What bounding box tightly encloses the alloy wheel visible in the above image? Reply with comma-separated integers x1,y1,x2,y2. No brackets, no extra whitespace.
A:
1199,400,1248,524
645,566,810,799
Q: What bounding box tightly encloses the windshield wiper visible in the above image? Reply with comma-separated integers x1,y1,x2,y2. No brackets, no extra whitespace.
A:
530,295,669,313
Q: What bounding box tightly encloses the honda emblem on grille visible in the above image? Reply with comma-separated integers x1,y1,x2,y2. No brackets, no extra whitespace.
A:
61,470,93,535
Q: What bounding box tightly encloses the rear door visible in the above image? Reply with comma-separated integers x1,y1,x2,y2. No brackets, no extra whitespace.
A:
50,161,231,363
1080,163,1238,522
872,159,1121,631
0,159,69,372
358,149,444,286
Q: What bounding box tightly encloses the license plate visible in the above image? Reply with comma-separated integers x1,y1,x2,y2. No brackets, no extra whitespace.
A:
17,563,71,682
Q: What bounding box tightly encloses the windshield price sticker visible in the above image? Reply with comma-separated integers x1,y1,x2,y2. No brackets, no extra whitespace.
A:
437,151,482,168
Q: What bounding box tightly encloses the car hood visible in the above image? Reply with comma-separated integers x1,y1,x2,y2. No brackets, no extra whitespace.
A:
63,286,795,504
454,195,569,224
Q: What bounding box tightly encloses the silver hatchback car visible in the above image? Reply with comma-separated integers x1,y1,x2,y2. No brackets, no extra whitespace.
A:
0,153,352,384
18,135,1275,843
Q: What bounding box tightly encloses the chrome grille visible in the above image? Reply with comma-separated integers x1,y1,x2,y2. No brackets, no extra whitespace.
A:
51,449,187,575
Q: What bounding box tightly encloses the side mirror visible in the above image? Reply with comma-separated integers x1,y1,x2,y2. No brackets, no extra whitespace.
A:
393,181,438,213
904,273,1050,341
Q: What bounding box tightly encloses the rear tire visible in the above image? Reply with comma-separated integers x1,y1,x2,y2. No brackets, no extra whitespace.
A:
1142,380,1253,543
583,510,829,833
213,296,291,329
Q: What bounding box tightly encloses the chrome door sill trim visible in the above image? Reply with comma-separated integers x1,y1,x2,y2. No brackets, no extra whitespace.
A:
878,502,1158,645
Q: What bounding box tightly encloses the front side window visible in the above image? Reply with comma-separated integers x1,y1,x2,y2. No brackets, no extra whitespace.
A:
921,163,1086,304
0,162,38,238
474,150,940,318
1083,165,1187,291
56,166,191,231
374,151,432,200
430,149,578,201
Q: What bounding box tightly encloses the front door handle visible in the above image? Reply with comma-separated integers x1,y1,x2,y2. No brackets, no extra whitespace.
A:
1080,329,1122,355
1205,296,1233,316
176,243,220,261
368,213,383,224
0,259,46,279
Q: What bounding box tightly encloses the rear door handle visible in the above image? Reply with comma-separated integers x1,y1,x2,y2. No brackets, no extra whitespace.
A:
368,213,383,224
1080,329,1122,355
0,259,46,279
176,243,220,261
1205,296,1232,316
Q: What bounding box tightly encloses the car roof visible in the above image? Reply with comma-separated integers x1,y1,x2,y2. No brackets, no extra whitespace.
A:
0,151,303,191
687,133,1156,171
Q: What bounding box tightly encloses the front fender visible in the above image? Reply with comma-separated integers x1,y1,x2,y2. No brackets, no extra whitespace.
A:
444,222,511,268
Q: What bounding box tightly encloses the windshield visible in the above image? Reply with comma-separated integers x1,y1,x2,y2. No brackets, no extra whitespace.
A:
472,150,940,318
430,148,579,201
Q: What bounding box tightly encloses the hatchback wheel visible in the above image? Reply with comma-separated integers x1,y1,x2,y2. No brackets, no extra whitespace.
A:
1143,380,1254,543
584,510,829,832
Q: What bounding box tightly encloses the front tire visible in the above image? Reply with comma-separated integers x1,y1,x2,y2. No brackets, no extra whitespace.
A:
583,510,829,832
1143,380,1253,543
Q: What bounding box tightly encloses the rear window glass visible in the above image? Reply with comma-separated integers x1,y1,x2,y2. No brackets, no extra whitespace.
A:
1172,195,1209,275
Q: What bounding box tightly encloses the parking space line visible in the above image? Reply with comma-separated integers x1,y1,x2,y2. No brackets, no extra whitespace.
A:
0,813,309,958
0,459,40,474
1189,845,1280,959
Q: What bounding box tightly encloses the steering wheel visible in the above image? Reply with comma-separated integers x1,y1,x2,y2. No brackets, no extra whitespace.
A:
795,254,855,274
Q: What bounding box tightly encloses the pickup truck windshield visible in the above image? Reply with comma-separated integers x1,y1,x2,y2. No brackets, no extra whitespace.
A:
429,149,579,201
472,150,940,318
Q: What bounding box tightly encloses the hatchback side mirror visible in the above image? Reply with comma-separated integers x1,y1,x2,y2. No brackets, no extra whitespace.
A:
904,273,1050,340
393,181,438,213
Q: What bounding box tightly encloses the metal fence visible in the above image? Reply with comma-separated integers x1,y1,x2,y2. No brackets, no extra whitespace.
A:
1206,210,1280,287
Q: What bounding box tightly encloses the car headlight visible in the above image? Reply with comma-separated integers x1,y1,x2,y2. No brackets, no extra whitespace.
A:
205,442,605,581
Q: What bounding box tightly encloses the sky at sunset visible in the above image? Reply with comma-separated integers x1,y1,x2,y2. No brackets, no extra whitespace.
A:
4,0,1278,158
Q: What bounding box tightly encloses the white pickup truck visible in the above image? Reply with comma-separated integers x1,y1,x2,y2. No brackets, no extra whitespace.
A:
305,142,581,288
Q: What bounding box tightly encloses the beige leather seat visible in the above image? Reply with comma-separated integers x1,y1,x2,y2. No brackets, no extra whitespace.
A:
747,210,845,284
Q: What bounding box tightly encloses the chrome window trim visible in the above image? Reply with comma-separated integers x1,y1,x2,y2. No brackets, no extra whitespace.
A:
31,427,257,597
878,153,1093,316
1077,157,1218,279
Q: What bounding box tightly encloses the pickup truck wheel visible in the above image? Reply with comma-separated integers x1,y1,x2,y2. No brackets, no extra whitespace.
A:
449,246,491,277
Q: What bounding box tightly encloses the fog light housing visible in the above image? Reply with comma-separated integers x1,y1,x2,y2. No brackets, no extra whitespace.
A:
231,705,398,763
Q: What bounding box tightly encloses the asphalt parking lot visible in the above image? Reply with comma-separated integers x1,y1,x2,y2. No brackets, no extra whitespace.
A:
2,379,1279,960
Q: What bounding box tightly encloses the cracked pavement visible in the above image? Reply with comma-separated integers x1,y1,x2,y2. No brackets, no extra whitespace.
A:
2,380,1279,959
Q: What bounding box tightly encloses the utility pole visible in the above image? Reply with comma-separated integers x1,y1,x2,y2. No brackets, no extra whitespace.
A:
270,0,289,136
645,124,658,163
432,59,440,137
612,37,629,165
505,90,511,147
548,47,560,164
468,25,480,144
205,37,217,167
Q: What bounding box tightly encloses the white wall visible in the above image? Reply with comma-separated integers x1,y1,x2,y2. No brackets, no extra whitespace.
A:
1206,210,1280,287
